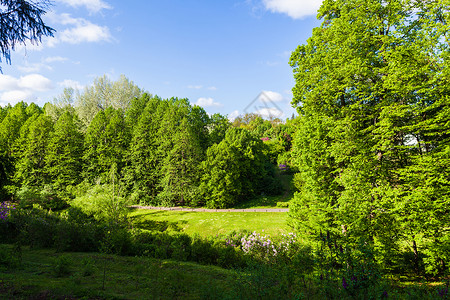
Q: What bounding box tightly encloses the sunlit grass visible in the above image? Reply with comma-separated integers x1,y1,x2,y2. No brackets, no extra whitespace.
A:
128,208,292,237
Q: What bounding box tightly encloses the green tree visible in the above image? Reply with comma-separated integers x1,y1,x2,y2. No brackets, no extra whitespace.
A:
83,107,129,183
157,117,202,206
289,0,450,273
46,112,83,190
75,74,143,127
125,97,166,204
156,99,204,206
13,114,53,187
0,102,30,198
200,127,278,208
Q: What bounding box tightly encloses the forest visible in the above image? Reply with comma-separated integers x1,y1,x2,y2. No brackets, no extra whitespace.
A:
1,0,450,298
0,76,293,210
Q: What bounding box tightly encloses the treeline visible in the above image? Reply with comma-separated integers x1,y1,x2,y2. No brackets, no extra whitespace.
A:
0,76,294,209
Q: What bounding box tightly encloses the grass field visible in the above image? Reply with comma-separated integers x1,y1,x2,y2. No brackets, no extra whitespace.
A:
1,245,443,299
128,209,292,237
0,245,239,299
128,174,295,237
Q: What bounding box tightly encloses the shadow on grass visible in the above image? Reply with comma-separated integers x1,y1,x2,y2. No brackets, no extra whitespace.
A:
234,174,294,209
130,214,188,232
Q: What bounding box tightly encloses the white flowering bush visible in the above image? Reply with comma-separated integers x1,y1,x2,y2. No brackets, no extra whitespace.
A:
225,231,299,263
241,231,277,260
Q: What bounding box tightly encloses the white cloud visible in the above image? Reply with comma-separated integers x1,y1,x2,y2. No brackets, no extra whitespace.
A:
45,13,113,46
228,110,240,121
262,0,322,19
0,90,35,104
56,0,112,14
254,107,284,119
188,85,203,89
0,74,54,105
18,74,54,91
195,97,223,107
0,75,20,90
17,56,69,73
207,86,217,91
60,21,112,44
258,90,284,102
44,56,68,63
58,79,84,90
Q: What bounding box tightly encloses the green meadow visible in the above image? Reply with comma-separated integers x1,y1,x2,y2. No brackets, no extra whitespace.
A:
129,209,291,237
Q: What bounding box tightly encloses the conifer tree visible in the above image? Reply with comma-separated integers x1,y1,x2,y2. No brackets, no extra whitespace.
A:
13,114,53,186
45,112,83,189
156,100,204,206
0,102,30,197
126,97,165,203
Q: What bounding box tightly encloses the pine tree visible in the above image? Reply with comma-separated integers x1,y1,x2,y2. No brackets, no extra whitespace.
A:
46,112,83,189
156,100,204,206
0,102,30,198
13,114,53,187
125,97,166,204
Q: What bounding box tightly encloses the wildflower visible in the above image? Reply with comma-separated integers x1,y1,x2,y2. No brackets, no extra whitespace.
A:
342,277,348,289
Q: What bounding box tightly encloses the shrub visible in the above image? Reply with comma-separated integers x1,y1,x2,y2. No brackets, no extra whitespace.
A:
100,224,133,256
70,184,128,222
15,185,67,210
51,254,72,277
0,244,21,270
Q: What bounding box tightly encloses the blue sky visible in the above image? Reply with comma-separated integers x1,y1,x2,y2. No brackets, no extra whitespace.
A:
0,0,322,120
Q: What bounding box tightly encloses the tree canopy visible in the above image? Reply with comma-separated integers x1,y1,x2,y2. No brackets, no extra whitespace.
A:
289,0,450,274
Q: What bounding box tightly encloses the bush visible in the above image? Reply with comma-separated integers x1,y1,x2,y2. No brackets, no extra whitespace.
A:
16,185,68,210
51,254,72,277
19,206,59,248
276,201,289,208
314,232,384,299
70,184,128,222
0,244,21,270
100,224,133,256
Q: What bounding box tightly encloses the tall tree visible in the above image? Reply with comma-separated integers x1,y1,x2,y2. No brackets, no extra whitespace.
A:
125,97,166,204
0,102,29,198
45,112,83,189
83,107,130,183
13,114,53,187
289,0,450,273
75,74,143,127
156,99,204,206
